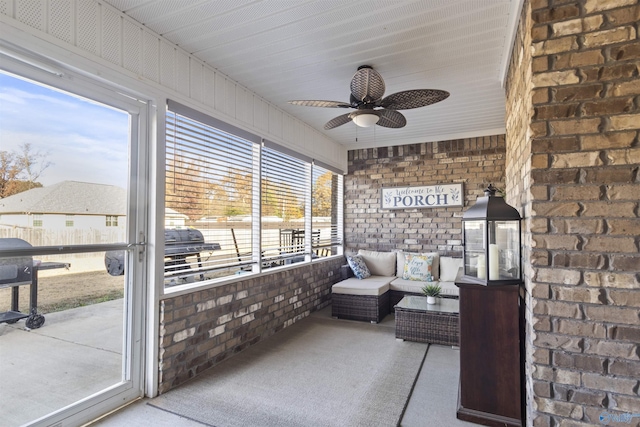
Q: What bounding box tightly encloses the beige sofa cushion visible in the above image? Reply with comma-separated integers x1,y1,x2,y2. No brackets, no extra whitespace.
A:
389,277,425,294
440,257,463,282
358,249,397,277
332,276,394,296
390,278,459,297
438,281,460,297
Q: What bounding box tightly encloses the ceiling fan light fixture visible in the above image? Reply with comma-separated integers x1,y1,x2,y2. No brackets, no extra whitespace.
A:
352,111,379,127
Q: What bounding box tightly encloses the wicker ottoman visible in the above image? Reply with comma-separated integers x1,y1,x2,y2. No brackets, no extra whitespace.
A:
394,296,459,346
331,276,393,323
332,292,390,323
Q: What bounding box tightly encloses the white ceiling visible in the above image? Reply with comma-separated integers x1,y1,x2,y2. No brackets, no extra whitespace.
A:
104,0,521,149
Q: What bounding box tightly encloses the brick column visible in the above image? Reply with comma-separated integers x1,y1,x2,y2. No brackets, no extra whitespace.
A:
506,1,640,426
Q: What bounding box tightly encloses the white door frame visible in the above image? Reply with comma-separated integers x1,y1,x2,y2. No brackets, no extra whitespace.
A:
0,47,149,427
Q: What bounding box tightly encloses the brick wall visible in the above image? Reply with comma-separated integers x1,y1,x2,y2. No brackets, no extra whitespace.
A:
506,0,640,425
506,1,538,424
345,136,506,255
157,257,343,393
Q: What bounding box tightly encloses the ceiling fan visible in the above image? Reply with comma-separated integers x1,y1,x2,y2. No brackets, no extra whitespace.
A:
288,65,449,130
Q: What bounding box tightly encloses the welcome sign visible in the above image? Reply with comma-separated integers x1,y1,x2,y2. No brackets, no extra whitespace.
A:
381,183,463,209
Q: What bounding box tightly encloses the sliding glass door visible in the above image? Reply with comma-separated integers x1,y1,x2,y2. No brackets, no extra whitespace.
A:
0,56,146,426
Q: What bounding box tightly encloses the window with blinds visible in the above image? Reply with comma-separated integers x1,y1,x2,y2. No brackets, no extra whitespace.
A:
261,146,309,267
312,165,343,258
166,106,256,286
165,100,343,290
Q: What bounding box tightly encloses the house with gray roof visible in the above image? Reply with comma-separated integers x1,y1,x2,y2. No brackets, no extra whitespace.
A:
0,181,126,231
165,208,188,229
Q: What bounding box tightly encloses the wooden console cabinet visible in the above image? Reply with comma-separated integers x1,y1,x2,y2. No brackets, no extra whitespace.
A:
455,281,524,427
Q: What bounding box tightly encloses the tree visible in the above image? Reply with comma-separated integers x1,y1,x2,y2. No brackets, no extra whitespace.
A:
0,143,51,198
207,168,253,218
312,171,333,217
261,178,304,221
0,151,20,198
165,154,208,220
224,169,253,216
17,143,52,187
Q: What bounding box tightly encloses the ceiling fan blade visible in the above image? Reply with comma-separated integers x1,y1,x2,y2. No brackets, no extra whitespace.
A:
288,100,352,108
350,66,385,103
324,113,353,129
380,89,450,110
376,109,406,128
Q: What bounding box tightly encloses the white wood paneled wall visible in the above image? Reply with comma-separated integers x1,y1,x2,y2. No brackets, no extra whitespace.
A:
0,0,347,172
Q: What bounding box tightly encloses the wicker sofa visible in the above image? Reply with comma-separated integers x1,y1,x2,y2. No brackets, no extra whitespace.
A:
331,250,463,323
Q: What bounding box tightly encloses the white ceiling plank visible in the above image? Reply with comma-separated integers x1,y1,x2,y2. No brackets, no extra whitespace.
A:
102,0,517,148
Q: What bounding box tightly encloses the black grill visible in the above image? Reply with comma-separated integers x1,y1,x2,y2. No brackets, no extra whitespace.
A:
0,238,52,329
164,228,219,256
0,238,33,287
105,228,221,276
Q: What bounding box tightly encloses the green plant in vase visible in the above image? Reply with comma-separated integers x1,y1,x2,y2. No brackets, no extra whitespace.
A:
422,284,442,304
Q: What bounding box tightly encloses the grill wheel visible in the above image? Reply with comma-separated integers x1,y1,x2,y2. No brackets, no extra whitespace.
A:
26,314,45,329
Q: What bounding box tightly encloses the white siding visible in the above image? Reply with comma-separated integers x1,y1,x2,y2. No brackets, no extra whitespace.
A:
0,214,29,228
0,213,125,231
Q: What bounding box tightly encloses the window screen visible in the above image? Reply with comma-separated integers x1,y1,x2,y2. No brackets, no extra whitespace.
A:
165,100,344,290
261,146,309,267
312,165,343,258
166,108,256,286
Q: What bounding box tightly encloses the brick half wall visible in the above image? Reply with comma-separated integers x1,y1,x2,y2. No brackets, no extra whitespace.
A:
157,257,343,393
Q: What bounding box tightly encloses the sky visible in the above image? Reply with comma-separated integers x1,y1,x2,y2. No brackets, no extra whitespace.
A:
0,71,129,189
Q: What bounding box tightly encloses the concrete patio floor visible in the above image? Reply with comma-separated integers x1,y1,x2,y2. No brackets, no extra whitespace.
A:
0,301,473,427
0,300,123,427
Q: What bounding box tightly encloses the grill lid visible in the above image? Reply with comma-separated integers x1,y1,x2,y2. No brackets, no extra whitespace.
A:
0,238,33,286
165,228,205,245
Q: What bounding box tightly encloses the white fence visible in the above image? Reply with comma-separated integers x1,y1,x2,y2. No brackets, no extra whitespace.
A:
0,225,334,276
0,229,127,275
0,228,126,246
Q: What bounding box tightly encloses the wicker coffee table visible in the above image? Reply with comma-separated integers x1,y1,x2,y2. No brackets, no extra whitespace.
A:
394,296,459,346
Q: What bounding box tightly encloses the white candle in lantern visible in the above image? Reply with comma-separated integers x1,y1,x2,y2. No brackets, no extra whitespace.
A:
477,254,486,279
489,244,499,280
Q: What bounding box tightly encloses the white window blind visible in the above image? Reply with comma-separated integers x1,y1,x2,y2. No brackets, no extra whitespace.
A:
261,146,309,266
166,107,256,285
165,100,344,290
312,164,343,258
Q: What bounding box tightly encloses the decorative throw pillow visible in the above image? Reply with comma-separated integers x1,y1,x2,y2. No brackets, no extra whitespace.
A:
347,255,371,279
422,252,440,280
402,254,434,282
396,251,418,277
398,252,440,279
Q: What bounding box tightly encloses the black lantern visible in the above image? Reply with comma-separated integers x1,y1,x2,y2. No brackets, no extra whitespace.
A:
462,184,521,285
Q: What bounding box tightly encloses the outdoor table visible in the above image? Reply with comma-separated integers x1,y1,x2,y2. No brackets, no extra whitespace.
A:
394,295,460,346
